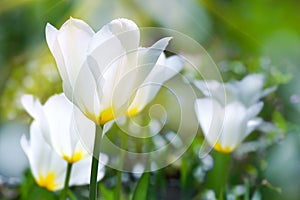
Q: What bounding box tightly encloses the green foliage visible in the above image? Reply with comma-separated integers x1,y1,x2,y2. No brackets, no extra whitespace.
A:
132,173,150,200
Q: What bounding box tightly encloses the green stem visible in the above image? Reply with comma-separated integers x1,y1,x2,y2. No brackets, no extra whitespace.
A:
206,151,231,199
115,170,122,200
61,163,73,200
89,125,103,200
115,130,128,200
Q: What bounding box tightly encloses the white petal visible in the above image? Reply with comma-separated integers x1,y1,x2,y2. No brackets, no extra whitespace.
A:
70,155,107,186
228,74,264,106
48,35,73,96
260,86,277,98
128,54,183,112
137,37,172,68
106,18,140,51
21,95,43,120
72,58,101,122
244,102,264,120
245,117,263,138
56,18,94,86
88,21,125,74
21,95,49,140
45,23,58,53
43,94,92,161
194,80,227,105
220,101,248,149
241,102,264,138
42,94,73,157
70,104,96,158
112,37,172,111
195,98,224,146
20,135,29,155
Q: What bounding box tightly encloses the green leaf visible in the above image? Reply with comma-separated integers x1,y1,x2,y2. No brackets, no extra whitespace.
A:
180,156,189,188
272,110,287,133
67,190,78,200
99,183,114,200
132,173,150,200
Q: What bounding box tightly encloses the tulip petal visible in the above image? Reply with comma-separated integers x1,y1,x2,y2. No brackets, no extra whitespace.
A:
194,80,227,106
138,37,172,68
128,54,183,112
111,37,172,111
21,95,43,120
42,94,74,156
220,101,247,150
106,18,140,52
244,102,264,120
195,98,224,147
69,154,107,185
57,18,94,85
245,117,263,137
227,74,264,106
45,23,58,53
21,95,50,138
88,21,125,74
46,18,95,102
72,58,101,123
42,94,92,161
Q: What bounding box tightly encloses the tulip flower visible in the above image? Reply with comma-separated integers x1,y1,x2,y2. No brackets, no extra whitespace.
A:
21,93,94,163
194,74,274,153
46,17,182,199
46,17,175,125
20,120,106,191
195,98,263,153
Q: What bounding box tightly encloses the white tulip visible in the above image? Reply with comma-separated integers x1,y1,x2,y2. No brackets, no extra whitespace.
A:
20,121,106,191
21,93,94,163
194,74,273,153
46,17,177,125
195,98,263,153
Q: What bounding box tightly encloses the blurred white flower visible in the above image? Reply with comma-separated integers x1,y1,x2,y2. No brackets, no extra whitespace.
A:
46,17,178,125
194,74,275,107
194,74,274,153
21,93,94,163
20,121,106,191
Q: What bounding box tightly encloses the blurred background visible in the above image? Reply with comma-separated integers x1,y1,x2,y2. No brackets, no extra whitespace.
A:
0,0,299,199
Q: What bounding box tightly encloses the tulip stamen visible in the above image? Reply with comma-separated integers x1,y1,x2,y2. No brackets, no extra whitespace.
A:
99,107,115,125
214,142,233,154
62,152,83,163
126,107,139,117
37,172,58,191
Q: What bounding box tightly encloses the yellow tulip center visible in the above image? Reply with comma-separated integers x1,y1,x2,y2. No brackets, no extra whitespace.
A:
99,107,115,125
62,152,83,163
36,172,58,191
85,106,141,125
85,107,116,125
214,142,233,154
126,107,139,117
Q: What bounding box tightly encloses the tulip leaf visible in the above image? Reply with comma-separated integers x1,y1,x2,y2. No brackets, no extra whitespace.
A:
100,183,114,200
132,172,150,200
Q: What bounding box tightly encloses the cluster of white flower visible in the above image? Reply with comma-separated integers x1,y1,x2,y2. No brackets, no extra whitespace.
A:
20,17,273,196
